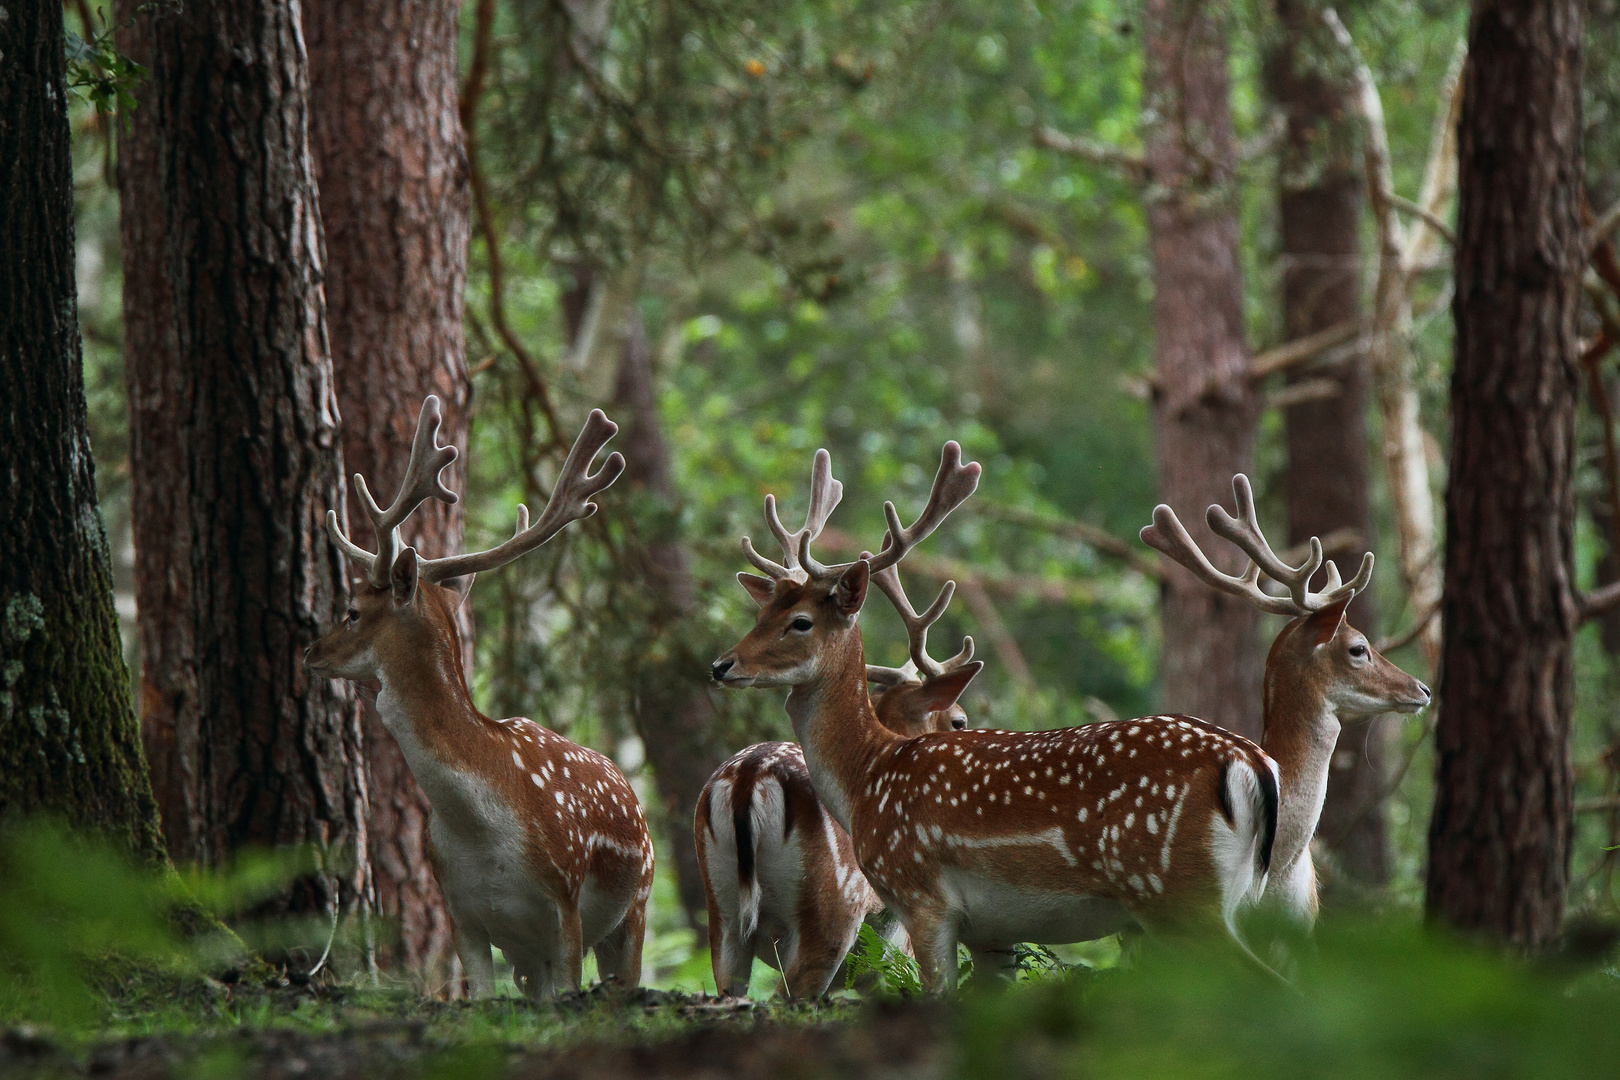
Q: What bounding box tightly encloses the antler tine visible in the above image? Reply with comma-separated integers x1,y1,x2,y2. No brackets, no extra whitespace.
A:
745,449,845,583
1205,474,1322,613
419,410,624,583
821,441,979,580
866,546,958,679
1140,501,1303,617
339,396,460,586
326,509,376,571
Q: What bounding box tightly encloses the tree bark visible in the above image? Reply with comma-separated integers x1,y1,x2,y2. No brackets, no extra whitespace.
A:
1265,0,1389,889
304,0,469,981
1425,0,1584,948
612,312,729,929
0,0,165,864
1142,0,1264,738
116,0,372,929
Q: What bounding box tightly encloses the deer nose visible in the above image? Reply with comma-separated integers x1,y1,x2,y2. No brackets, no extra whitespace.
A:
1419,682,1432,700
711,657,736,683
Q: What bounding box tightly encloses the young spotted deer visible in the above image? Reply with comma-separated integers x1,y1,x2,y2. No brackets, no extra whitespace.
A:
305,397,653,999
713,455,1429,993
696,457,982,998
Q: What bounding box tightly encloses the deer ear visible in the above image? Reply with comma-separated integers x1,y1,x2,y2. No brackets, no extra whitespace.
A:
834,560,869,617
391,547,419,608
736,572,776,608
1303,593,1353,648
440,573,476,610
917,661,983,712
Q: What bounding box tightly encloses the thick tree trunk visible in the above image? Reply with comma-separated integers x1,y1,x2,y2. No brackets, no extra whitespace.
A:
1266,0,1389,889
0,0,165,864
612,314,729,929
116,0,372,929
1425,0,1583,948
1142,0,1264,738
304,0,469,981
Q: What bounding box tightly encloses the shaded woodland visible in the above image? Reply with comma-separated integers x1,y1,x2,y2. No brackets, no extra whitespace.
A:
3,0,1620,1071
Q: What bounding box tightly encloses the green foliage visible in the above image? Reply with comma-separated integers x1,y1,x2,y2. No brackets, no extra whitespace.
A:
0,819,323,1032
844,923,923,997
63,11,146,118
958,919,1620,1079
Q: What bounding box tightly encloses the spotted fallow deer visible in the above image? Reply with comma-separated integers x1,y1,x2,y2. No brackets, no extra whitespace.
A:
713,454,1430,993
305,397,653,999
696,461,983,999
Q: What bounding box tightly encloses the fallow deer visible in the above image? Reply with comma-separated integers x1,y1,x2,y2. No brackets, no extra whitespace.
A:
695,456,983,998
305,397,653,999
713,453,1429,992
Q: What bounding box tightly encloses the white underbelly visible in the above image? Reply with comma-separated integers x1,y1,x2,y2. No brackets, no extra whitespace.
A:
942,869,1133,947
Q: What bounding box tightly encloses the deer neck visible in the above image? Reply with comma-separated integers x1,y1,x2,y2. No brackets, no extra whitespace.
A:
784,630,900,833
373,634,483,778
1260,662,1342,875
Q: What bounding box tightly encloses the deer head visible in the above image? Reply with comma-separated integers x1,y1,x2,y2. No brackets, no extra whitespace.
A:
711,444,981,691
1140,474,1430,725
307,397,623,684
863,548,982,735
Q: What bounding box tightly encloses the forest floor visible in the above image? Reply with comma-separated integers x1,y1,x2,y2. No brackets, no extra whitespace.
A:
0,979,951,1080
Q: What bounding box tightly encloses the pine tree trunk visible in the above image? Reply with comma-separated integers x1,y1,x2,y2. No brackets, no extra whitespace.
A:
0,0,165,864
1142,0,1264,738
612,314,728,929
1266,0,1389,889
304,0,469,981
1425,0,1583,948
116,0,372,928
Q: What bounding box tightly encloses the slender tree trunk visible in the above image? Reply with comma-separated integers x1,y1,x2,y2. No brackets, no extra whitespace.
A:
304,0,469,982
0,0,165,863
116,0,372,930
1142,0,1264,738
1266,0,1389,889
611,312,728,929
1425,0,1583,948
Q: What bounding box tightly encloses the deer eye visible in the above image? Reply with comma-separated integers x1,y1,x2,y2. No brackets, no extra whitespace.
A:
1348,642,1368,659
346,607,359,623
789,615,814,633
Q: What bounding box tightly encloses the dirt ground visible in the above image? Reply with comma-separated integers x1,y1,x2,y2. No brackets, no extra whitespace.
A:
0,992,953,1080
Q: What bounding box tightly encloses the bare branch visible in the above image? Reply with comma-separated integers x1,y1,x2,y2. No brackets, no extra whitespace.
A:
973,503,1164,580
1590,200,1620,253
1373,600,1441,654
1265,377,1343,411
1389,192,1455,247
1249,319,1364,380
1034,126,1148,183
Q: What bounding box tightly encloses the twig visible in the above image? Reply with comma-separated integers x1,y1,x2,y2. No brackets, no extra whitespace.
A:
973,503,1164,580
1388,192,1455,246
814,527,1101,605
955,578,1037,690
1248,318,1364,380
1576,797,1620,814
1034,126,1148,183
1591,200,1620,253
459,0,565,450
1374,600,1441,654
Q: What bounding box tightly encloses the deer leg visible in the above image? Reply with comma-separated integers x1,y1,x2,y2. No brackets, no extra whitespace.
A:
906,906,960,996
593,896,646,989
967,945,1020,987
453,920,497,999
557,900,585,996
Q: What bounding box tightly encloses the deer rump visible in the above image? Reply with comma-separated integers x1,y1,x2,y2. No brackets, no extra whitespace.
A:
696,742,883,997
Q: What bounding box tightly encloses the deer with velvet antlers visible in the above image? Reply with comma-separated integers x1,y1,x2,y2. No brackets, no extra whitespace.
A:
305,397,653,999
696,454,983,997
712,450,1429,992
